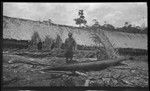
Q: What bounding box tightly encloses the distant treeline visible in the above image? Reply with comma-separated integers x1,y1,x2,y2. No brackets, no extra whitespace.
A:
3,38,147,56
91,23,147,34
115,27,147,34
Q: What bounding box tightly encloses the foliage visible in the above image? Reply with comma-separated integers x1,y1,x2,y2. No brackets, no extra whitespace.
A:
90,20,147,34
74,18,87,27
102,24,115,31
74,10,87,27
92,19,100,27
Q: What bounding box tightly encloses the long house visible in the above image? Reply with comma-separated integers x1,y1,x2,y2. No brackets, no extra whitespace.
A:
3,16,147,50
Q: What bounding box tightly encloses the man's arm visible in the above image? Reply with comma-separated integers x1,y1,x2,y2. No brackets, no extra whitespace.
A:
64,39,68,48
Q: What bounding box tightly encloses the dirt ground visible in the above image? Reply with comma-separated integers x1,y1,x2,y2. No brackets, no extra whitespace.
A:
2,50,148,87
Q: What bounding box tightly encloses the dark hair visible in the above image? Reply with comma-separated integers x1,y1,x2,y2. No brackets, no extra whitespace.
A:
68,32,72,36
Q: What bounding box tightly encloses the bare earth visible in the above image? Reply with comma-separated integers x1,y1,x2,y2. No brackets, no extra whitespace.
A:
2,50,148,87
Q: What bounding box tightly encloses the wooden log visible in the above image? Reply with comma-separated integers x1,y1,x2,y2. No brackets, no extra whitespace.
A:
42,57,127,71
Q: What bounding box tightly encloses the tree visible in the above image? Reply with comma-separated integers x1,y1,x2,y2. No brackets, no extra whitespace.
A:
124,22,129,27
92,19,100,27
74,10,87,27
90,28,119,60
104,24,115,31
143,27,147,34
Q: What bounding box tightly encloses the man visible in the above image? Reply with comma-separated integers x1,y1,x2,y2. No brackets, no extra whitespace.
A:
64,32,76,63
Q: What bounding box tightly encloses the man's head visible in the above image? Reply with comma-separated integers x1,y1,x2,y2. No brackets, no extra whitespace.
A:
68,32,73,38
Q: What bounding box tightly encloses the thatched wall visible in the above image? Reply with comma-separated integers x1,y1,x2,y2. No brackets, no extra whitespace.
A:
3,16,147,50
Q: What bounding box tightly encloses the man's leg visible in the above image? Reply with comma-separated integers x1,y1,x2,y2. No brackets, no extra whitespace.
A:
69,51,73,63
65,51,69,63
66,51,73,63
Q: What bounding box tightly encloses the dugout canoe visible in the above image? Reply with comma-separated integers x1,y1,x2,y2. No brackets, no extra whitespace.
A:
42,57,127,71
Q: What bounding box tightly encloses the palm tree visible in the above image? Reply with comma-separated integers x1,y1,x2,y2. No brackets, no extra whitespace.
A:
124,22,129,27
89,27,119,60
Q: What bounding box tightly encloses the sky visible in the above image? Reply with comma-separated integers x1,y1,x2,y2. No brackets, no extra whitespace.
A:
3,2,147,27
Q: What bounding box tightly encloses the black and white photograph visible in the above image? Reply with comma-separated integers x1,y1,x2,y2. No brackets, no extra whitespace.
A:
2,2,148,89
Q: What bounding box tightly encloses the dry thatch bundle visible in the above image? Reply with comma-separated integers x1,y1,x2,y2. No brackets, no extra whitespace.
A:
42,35,54,51
55,34,63,49
28,31,42,51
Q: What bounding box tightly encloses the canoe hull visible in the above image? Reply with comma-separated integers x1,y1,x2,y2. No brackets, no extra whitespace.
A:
42,58,127,71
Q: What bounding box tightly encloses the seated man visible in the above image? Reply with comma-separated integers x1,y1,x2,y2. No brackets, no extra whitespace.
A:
64,32,76,63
